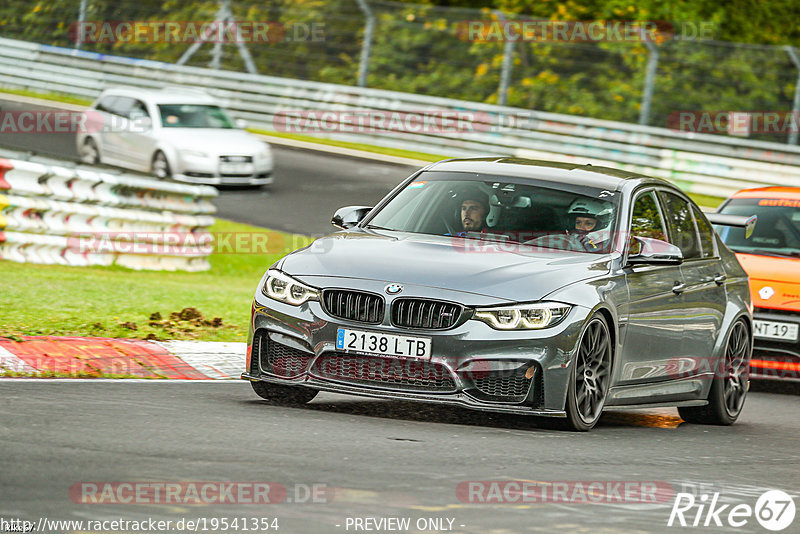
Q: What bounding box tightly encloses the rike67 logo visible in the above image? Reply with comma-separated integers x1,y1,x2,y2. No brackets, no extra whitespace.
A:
668,488,796,531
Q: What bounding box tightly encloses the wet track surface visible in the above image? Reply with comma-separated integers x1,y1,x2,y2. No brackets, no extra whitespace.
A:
0,381,798,534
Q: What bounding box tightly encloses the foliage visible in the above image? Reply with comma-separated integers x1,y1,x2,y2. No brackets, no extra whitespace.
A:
0,0,798,140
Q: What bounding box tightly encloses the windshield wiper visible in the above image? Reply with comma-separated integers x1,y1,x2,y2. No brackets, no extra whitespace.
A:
363,224,394,231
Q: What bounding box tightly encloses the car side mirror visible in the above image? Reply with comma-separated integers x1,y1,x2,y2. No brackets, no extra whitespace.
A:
332,206,372,229
235,118,248,129
627,236,683,266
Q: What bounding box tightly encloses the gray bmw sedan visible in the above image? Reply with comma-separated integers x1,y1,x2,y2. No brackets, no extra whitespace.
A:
243,158,753,431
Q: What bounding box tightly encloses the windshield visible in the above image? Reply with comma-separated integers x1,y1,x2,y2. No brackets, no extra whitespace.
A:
365,171,619,254
717,197,800,257
157,104,235,128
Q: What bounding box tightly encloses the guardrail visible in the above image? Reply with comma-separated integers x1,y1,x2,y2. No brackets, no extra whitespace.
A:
0,151,217,271
1,36,799,198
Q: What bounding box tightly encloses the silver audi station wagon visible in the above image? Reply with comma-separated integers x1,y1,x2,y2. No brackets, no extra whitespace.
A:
244,158,754,431
77,87,273,186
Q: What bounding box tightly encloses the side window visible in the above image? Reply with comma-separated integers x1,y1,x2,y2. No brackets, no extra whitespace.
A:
658,191,700,260
630,191,668,241
109,96,135,118
95,96,118,114
128,100,150,120
692,205,715,258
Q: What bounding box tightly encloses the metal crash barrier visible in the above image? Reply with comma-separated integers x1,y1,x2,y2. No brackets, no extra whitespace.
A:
1,36,799,198
0,155,217,271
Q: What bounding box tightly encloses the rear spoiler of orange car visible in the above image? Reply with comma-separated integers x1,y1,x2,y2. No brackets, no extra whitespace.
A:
706,214,757,239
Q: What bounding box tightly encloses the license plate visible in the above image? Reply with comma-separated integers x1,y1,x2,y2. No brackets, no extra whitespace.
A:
336,328,431,359
219,162,254,174
753,320,799,341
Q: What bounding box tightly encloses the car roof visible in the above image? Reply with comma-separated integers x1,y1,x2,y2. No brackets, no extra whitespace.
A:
729,187,800,200
425,157,671,191
98,87,218,105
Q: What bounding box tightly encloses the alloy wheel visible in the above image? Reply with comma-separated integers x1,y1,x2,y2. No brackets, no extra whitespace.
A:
723,320,749,417
152,152,171,179
80,139,99,164
574,317,612,424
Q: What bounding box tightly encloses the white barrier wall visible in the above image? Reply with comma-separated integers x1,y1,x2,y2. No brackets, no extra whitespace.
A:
0,156,217,271
1,36,798,198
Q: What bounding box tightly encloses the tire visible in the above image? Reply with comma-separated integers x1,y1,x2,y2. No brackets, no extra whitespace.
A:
678,319,750,425
251,380,318,406
560,313,613,431
80,138,100,164
152,151,171,179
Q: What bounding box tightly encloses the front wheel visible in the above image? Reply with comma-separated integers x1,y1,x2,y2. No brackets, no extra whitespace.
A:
561,313,613,431
80,138,100,164
678,319,750,425
152,150,171,179
251,381,318,406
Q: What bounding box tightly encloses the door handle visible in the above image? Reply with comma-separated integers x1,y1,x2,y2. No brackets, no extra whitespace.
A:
672,281,686,294
714,273,727,285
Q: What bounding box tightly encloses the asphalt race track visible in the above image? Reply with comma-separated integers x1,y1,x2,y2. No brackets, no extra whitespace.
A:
0,97,415,236
0,381,799,534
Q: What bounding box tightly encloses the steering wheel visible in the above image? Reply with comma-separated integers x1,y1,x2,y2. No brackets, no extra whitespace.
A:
440,214,457,235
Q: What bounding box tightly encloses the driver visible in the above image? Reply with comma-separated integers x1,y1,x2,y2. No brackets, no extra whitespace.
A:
460,188,489,232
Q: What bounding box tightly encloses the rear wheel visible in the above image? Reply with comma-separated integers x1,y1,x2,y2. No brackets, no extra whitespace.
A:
561,313,613,431
678,319,750,425
251,381,318,406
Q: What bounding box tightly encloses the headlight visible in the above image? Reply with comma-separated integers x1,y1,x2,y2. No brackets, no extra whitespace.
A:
179,149,209,158
262,269,319,305
474,302,571,330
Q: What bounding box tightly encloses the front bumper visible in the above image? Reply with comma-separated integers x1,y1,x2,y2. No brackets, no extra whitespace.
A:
173,153,273,185
243,288,591,415
750,308,800,381
173,171,273,186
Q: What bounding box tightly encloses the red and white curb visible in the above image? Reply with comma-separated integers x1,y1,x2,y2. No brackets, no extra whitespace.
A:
152,341,246,379
0,336,246,379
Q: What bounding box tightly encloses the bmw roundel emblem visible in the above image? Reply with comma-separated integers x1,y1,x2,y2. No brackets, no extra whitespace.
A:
385,284,403,295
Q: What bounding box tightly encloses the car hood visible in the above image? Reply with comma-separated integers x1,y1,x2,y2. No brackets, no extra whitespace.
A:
156,129,267,154
736,253,800,311
280,230,612,303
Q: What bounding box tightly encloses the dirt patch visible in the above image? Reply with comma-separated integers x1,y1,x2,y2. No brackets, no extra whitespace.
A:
146,307,227,339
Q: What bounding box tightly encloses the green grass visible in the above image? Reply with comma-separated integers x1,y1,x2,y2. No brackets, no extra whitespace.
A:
0,219,312,342
252,128,450,162
689,193,725,210
0,87,93,107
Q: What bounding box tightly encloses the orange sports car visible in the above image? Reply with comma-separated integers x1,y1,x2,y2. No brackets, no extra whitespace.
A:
715,187,800,381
